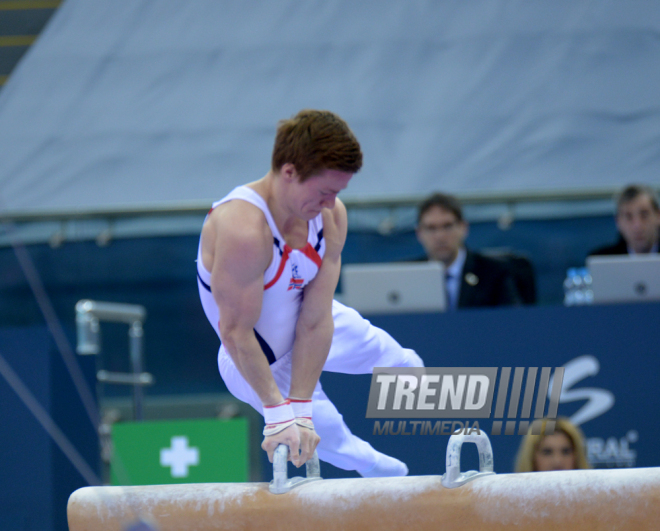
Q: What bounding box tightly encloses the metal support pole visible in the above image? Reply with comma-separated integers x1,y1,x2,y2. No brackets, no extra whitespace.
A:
75,300,152,421
128,321,144,421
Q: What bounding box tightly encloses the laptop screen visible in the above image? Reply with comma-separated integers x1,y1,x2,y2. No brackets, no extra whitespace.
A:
339,262,446,314
586,254,660,304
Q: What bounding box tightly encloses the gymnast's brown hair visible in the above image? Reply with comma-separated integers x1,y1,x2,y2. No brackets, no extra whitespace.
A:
271,109,363,182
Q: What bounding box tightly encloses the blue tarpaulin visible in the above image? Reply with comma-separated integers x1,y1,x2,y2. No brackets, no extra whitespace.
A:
0,0,659,215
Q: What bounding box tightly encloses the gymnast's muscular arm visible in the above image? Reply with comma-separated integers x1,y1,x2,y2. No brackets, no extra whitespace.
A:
202,201,307,463
276,199,347,462
202,200,281,403
289,199,347,398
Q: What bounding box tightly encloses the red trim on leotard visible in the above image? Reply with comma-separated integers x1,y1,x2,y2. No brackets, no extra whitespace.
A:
301,243,323,268
263,242,323,291
264,245,291,290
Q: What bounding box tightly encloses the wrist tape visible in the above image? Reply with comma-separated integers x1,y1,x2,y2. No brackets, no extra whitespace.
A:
289,397,314,430
263,399,295,437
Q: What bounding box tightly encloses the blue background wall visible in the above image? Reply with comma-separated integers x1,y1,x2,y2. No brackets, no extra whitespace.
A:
0,327,98,531
0,214,621,396
320,303,660,478
2,218,656,457
1,219,657,529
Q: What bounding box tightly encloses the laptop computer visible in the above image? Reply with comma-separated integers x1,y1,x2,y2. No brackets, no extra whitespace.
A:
586,254,660,304
339,261,446,314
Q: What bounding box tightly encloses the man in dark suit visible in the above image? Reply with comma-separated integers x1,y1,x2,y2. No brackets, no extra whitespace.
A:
415,192,520,310
589,184,660,256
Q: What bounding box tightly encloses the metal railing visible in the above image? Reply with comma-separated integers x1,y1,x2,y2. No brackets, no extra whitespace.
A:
75,299,152,420
0,186,627,223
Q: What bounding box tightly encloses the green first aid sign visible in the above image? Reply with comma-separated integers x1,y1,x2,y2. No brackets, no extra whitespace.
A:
110,417,249,485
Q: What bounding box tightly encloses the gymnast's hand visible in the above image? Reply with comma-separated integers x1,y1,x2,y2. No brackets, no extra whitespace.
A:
262,424,301,465
294,419,320,467
262,423,320,467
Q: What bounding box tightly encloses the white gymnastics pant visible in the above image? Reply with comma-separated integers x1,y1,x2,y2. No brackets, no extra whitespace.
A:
217,300,424,473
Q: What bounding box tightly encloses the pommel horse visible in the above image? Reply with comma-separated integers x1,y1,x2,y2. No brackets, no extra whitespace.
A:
68,432,660,531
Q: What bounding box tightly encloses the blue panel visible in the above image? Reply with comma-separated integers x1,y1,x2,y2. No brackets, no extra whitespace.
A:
0,327,53,530
319,303,660,477
0,327,99,531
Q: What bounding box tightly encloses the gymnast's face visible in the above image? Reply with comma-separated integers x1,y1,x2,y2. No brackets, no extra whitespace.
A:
533,432,576,472
281,164,353,220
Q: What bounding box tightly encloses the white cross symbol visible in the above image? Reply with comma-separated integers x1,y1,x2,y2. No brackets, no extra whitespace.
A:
160,436,199,478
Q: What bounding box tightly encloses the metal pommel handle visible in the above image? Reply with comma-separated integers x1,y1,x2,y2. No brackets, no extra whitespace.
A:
269,444,322,494
441,431,495,489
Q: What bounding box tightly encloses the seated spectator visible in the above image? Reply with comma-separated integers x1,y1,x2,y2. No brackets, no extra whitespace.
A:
515,417,590,472
415,192,520,310
589,184,660,256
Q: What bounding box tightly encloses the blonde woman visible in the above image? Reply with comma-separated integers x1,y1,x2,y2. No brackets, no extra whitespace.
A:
515,417,590,472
